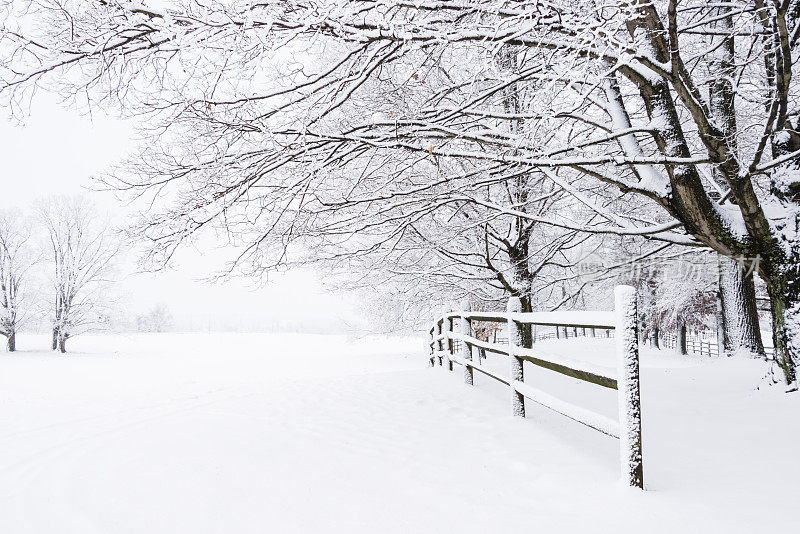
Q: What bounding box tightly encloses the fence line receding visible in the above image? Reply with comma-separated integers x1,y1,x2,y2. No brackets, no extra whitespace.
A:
428,285,644,489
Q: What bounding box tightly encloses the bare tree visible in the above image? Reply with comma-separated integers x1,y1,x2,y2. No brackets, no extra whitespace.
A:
136,303,173,333
38,197,118,353
4,1,800,384
0,210,34,351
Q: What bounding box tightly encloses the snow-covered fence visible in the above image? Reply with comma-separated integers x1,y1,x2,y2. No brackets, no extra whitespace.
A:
660,332,719,357
428,285,644,489
484,326,612,347
661,330,778,359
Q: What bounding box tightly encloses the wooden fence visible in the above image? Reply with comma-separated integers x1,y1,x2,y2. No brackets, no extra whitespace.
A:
429,285,644,489
490,326,614,346
660,332,719,357
659,332,775,359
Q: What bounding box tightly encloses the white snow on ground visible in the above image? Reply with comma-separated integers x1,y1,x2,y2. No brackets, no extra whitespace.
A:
0,333,797,533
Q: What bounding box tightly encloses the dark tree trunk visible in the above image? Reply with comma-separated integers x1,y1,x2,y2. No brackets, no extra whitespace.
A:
678,322,688,355
765,278,799,386
706,5,764,358
6,332,15,352
716,287,726,356
518,294,533,349
762,124,800,385
51,328,58,351
717,256,766,356
500,45,536,352
58,335,67,353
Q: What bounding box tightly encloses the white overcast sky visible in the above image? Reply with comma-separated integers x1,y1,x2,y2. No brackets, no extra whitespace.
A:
0,95,363,333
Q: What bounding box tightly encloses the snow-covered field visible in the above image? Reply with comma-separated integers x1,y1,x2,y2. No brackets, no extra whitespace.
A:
0,333,796,533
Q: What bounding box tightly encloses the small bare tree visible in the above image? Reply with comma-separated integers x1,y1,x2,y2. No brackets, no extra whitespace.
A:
136,303,173,333
38,197,118,353
0,211,34,352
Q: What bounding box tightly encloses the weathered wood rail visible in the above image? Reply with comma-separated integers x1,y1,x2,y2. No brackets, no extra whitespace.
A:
428,286,644,489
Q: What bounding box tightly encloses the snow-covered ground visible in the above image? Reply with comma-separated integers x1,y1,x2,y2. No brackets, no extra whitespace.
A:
0,333,796,533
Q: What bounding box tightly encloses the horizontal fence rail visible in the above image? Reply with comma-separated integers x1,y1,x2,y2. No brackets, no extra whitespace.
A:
428,286,644,489
659,331,776,359
659,332,719,357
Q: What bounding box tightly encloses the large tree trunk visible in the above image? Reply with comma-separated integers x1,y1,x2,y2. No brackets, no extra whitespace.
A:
51,327,58,351
706,6,766,359
500,44,535,351
511,273,533,349
765,279,799,387
6,332,15,352
621,0,793,383
763,125,800,386
58,334,67,354
715,285,726,356
717,256,766,356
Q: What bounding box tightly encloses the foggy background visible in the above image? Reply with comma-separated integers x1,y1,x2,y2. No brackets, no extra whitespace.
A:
0,95,366,334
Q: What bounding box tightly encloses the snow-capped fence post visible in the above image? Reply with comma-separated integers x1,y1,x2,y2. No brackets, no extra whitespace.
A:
615,285,644,489
460,300,474,385
507,296,525,417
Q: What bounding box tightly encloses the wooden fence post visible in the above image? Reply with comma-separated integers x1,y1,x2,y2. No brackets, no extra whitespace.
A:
615,285,644,489
460,300,474,385
429,325,435,366
507,297,525,417
446,304,455,371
